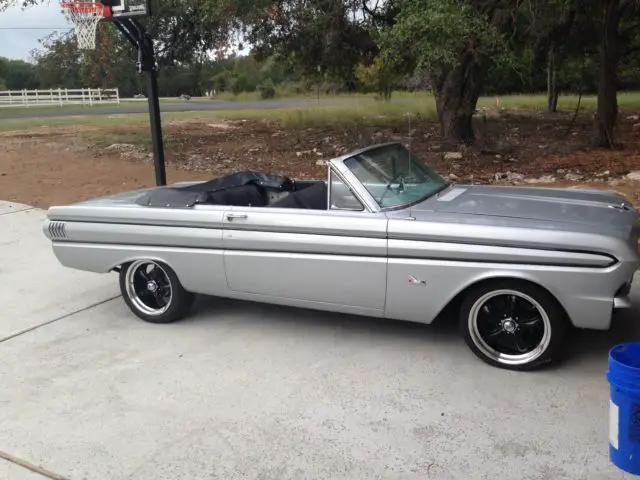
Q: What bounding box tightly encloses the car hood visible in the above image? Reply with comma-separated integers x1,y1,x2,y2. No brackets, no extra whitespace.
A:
415,184,637,229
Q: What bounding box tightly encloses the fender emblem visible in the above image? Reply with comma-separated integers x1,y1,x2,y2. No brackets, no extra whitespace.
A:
408,275,427,286
609,202,632,211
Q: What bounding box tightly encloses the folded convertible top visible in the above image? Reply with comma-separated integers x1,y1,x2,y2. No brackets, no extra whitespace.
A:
135,171,294,208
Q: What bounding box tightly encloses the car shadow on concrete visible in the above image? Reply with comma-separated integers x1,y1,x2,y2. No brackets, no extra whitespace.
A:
189,294,461,344
187,293,638,371
565,306,640,364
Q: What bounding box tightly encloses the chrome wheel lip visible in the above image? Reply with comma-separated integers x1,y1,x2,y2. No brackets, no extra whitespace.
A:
125,260,173,317
468,289,552,366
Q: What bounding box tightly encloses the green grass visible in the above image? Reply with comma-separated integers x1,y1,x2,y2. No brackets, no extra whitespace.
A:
0,114,153,132
198,99,437,127
476,91,640,110
0,98,436,132
0,100,143,114
2,91,640,133
202,89,640,110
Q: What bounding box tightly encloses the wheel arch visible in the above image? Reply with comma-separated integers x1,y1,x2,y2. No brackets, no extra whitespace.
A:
109,255,179,276
437,273,572,326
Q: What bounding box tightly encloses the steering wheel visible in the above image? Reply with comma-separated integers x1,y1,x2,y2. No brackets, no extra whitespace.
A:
378,172,405,204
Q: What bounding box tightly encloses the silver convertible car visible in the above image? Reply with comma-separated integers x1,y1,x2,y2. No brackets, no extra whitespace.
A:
43,142,639,371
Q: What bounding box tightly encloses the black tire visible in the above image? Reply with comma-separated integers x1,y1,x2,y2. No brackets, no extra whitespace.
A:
119,259,195,324
459,279,568,371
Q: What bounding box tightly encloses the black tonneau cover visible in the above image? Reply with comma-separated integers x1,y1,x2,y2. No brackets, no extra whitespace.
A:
135,171,294,208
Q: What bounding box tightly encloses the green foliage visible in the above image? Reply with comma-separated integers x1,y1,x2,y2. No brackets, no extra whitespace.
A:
0,0,36,10
257,79,276,99
31,33,82,89
0,57,38,90
211,72,230,92
378,0,509,72
2,6,640,102
229,73,249,95
354,56,403,100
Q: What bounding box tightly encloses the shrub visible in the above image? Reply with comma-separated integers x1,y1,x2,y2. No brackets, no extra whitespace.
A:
258,80,276,99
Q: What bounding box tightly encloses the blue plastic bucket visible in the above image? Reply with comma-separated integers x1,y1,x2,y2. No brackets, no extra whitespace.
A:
607,342,640,476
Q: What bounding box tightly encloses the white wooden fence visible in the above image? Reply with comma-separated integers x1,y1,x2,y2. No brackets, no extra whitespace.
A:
0,88,120,108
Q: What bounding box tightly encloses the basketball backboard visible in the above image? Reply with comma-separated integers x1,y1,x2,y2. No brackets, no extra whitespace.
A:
102,0,150,19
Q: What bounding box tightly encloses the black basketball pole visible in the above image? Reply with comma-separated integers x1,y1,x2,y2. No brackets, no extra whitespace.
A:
139,25,167,187
113,18,167,186
145,69,166,186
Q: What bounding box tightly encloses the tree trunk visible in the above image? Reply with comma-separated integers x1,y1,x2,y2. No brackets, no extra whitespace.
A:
592,0,622,148
429,4,514,145
431,52,486,145
547,45,558,113
383,85,392,101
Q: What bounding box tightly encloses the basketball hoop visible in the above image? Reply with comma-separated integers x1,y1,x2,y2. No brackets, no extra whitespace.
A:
61,1,111,50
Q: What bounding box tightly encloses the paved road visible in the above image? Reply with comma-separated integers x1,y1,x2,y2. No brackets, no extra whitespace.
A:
1,200,638,479
1,98,367,120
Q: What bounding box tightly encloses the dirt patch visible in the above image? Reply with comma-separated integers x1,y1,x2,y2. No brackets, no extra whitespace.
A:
0,129,210,208
92,110,640,182
1,110,640,208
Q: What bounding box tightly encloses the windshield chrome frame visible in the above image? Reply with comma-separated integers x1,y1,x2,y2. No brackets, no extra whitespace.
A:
326,164,366,212
329,160,381,213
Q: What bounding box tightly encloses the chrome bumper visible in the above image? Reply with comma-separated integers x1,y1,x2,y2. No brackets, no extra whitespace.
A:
614,295,633,309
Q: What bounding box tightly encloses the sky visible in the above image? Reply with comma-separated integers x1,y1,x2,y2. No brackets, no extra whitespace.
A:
0,3,72,61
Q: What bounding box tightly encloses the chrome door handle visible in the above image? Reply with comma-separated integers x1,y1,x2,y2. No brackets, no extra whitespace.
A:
226,213,248,220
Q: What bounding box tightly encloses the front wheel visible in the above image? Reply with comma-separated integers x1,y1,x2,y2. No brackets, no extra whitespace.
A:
459,280,568,371
119,259,195,324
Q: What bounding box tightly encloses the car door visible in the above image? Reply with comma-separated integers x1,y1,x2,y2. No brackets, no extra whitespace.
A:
222,173,388,312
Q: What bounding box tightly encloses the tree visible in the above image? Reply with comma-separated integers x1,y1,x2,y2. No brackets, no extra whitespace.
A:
590,0,639,148
1,57,32,90
31,32,83,89
527,0,640,148
378,0,515,144
211,71,230,93
354,56,403,100
0,57,38,90
29,29,143,95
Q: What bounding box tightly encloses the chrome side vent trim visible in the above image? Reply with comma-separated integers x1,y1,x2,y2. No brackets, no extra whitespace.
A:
48,221,67,239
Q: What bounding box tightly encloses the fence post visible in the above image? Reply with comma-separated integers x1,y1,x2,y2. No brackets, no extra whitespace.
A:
115,87,120,104
98,88,102,104
89,88,93,106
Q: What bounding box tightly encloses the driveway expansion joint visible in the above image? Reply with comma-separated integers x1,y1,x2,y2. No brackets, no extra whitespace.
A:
0,450,70,480
0,295,121,344
0,207,35,216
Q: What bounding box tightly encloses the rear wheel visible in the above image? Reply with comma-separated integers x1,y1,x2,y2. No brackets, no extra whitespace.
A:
119,259,195,324
459,280,568,371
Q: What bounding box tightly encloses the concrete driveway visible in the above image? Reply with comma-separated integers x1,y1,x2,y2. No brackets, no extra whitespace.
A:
1,201,638,480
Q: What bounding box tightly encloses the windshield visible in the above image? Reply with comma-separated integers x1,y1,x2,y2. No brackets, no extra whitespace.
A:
343,143,448,209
